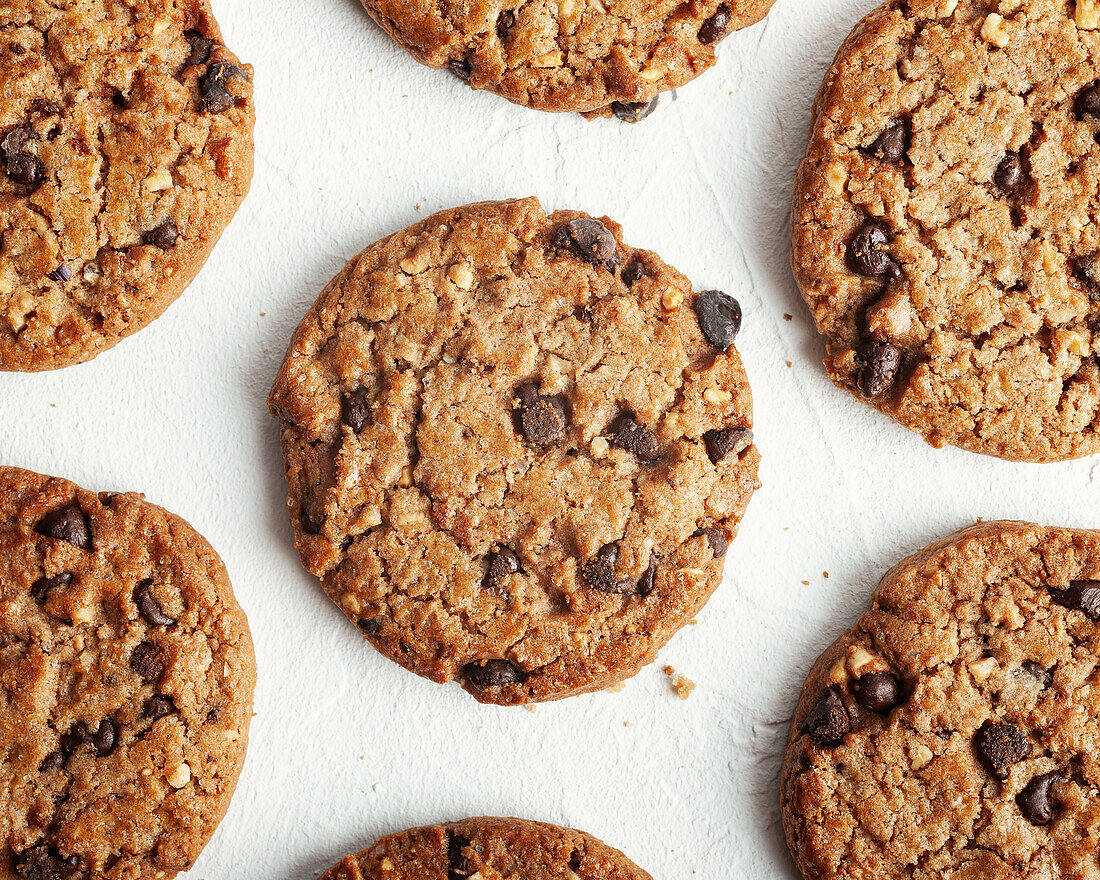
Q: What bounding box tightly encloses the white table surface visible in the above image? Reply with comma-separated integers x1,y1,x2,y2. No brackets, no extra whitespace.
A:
5,0,1099,876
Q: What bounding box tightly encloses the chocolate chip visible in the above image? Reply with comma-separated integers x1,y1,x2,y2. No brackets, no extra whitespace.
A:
611,416,661,462
1049,580,1100,620
847,221,902,279
854,672,900,713
483,547,520,596
692,527,727,558
515,384,567,446
694,290,742,350
13,844,80,880
621,260,648,286
35,503,91,550
200,62,246,113
9,43,24,55
1020,661,1052,690
1017,771,1062,825
31,572,71,602
496,10,515,38
1074,254,1100,299
697,5,730,43
449,57,472,80
131,641,166,684
864,122,908,163
553,218,620,268
976,721,1029,778
357,618,381,635
341,389,370,433
133,581,175,627
1076,82,1100,120
143,221,178,249
2,126,43,187
448,832,472,880
703,426,752,465
38,751,64,771
301,509,323,535
46,264,70,283
92,718,117,756
994,152,1024,192
611,98,658,123
184,30,214,67
143,695,175,720
581,543,634,594
856,341,902,399
465,659,526,688
637,553,658,596
801,686,850,747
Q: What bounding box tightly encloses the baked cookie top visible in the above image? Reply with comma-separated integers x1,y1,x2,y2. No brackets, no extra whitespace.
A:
791,0,1100,461
358,0,775,114
0,466,256,880
319,817,652,880
268,197,760,704
782,521,1100,880
0,0,254,371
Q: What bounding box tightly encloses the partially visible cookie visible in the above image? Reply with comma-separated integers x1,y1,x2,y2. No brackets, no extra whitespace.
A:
791,0,1100,461
0,0,254,370
359,0,776,114
782,521,1100,880
269,197,760,704
319,817,652,880
0,466,256,879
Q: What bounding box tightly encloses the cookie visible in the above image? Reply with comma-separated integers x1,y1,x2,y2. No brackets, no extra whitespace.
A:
791,0,1100,461
781,521,1100,880
268,197,760,704
0,466,256,879
0,0,254,371
358,0,775,115
319,817,652,880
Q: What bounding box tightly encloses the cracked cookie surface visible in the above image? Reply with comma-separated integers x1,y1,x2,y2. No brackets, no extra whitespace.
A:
0,0,254,371
782,521,1100,880
791,0,1100,461
319,816,652,880
268,197,760,705
359,0,775,114
0,466,256,879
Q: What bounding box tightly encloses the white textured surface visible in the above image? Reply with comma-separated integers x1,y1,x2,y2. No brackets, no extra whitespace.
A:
4,0,1100,876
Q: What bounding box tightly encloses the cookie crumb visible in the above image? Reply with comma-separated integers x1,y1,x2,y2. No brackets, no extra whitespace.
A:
784,313,793,321
663,665,696,700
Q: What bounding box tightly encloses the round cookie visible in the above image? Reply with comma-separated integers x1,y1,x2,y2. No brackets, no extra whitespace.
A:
782,521,1100,880
791,0,1100,461
358,0,776,115
0,466,256,879
0,0,254,371
319,817,652,880
268,197,760,705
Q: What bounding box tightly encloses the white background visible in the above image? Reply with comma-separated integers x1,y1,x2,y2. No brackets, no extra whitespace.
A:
4,0,1099,876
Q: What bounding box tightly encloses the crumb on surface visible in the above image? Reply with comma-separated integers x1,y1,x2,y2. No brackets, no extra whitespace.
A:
663,665,696,700
784,313,793,321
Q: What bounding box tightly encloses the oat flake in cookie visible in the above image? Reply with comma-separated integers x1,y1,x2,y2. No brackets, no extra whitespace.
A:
782,521,1100,880
268,197,760,705
0,466,256,879
319,817,652,880
358,0,775,114
791,0,1100,461
0,0,254,370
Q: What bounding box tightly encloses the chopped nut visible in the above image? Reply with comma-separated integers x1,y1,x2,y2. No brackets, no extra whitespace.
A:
969,656,998,682
909,742,934,771
828,659,848,685
591,436,610,458
166,762,191,788
557,0,577,19
866,292,913,342
144,168,173,192
399,245,431,275
446,262,474,289
380,857,395,872
935,0,959,15
981,13,1010,47
704,387,733,406
398,464,415,487
224,729,241,742
82,263,103,283
533,50,563,68
1078,0,1100,29
1066,328,1091,357
6,291,33,332
70,603,96,624
152,19,170,34
825,162,848,194
846,645,877,678
343,592,362,615
661,286,686,310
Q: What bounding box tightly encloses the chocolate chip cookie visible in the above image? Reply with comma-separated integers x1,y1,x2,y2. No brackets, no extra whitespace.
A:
0,466,256,878
358,0,775,115
0,0,254,371
791,0,1100,461
319,817,652,880
268,197,760,705
782,521,1100,880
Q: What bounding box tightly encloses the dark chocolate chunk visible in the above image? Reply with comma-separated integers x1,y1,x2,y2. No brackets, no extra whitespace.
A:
801,686,850,747
2,126,43,187
47,264,71,283
697,5,730,43
1073,254,1100,298
341,389,370,433
581,543,634,594
857,341,901,399
863,122,908,163
464,659,526,688
496,10,515,38
1020,660,1052,690
13,844,80,880
848,221,902,279
184,30,214,67
357,618,381,635
1049,580,1100,620
552,218,620,268
133,581,176,627
92,718,117,756
515,384,567,446
448,832,472,880
143,695,175,720
1076,82,1100,120
994,152,1024,193
1017,771,1062,825
621,259,648,286
637,553,658,596
449,57,472,80
301,508,323,535
694,526,728,557
131,641,166,683
854,672,900,713
975,721,1029,778
200,62,246,113
31,572,72,603
612,98,658,123
703,426,752,465
694,290,741,349
611,416,661,462
142,221,178,249
35,503,91,550
483,547,521,596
